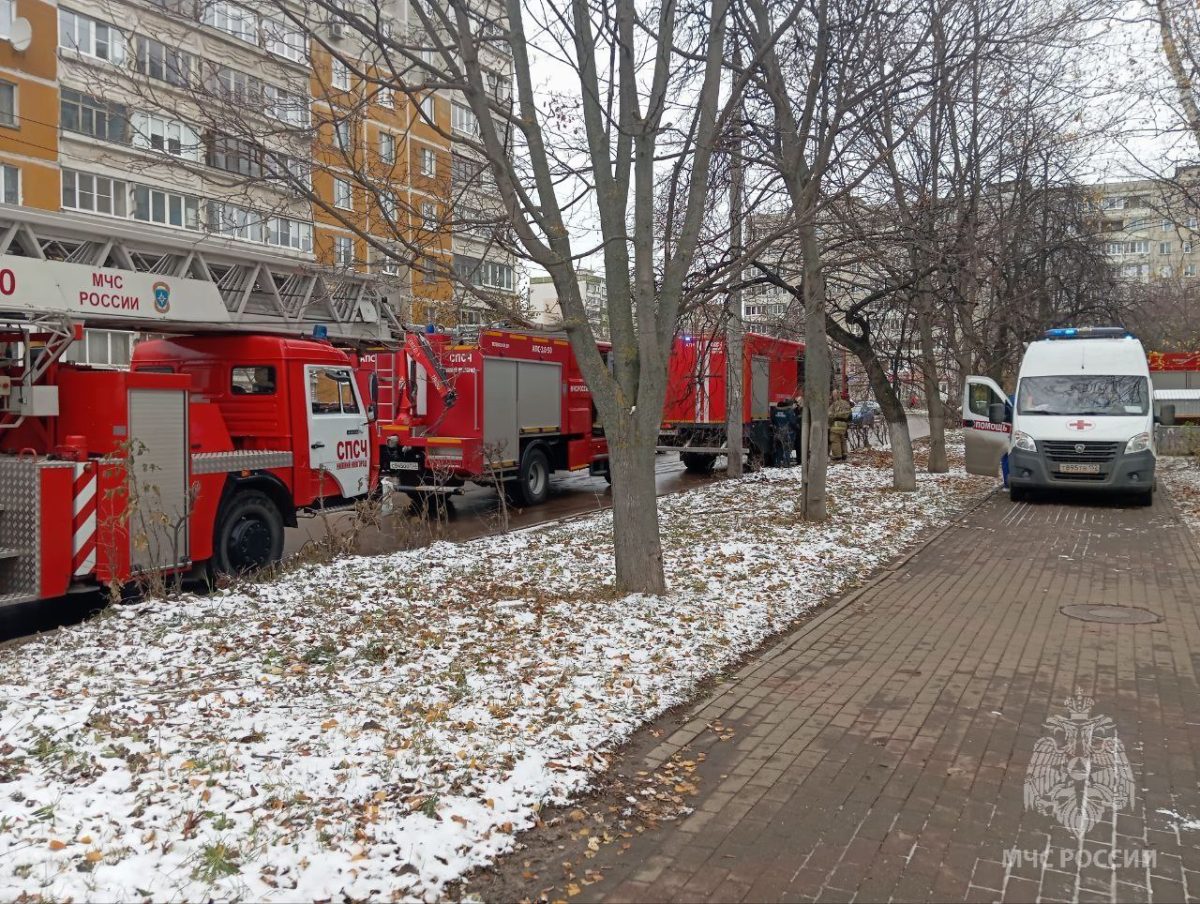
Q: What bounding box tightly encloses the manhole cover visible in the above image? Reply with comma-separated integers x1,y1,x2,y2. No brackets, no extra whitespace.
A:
1059,604,1161,625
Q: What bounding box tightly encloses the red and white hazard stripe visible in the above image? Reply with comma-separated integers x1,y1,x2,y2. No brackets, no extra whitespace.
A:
71,463,97,577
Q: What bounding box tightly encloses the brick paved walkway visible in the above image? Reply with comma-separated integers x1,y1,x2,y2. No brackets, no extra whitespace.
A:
575,491,1200,903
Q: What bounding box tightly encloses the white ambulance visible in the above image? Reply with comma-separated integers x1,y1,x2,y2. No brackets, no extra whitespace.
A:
962,327,1170,505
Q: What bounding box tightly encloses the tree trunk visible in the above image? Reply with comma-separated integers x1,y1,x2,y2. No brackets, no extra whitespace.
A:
606,421,667,595
916,305,948,473
725,318,744,477
799,225,829,521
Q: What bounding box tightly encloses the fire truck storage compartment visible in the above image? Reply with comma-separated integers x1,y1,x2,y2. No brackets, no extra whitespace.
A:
483,358,562,468
0,457,51,603
127,388,190,572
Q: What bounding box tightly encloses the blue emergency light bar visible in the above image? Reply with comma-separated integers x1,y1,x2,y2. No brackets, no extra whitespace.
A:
1044,326,1134,340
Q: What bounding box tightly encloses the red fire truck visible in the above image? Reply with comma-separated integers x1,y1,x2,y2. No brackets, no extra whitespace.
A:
0,207,396,606
659,332,806,472
363,328,610,505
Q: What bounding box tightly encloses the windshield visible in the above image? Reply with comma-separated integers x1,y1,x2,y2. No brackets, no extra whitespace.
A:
1017,375,1148,417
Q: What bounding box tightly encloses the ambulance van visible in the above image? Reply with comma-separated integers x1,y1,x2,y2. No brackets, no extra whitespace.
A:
962,327,1172,505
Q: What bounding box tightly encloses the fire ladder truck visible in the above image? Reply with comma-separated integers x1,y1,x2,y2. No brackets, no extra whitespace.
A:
0,206,403,607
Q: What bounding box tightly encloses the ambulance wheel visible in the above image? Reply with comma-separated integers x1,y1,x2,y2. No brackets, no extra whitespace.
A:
681,452,716,474
511,446,550,506
213,491,284,575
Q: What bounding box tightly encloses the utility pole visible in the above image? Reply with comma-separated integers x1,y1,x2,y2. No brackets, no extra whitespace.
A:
725,39,745,478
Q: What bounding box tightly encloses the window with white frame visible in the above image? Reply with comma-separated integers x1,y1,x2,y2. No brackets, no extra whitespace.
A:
64,329,134,368
264,152,310,192
456,254,513,291
132,184,200,230
265,85,309,127
0,81,14,128
131,112,199,160
420,94,435,120
377,87,393,108
59,9,126,64
380,190,397,220
333,177,353,209
62,169,127,217
1163,219,1172,232
379,132,395,163
334,235,353,266
203,1,258,44
136,38,192,87
209,201,263,242
420,147,437,176
334,119,352,148
1102,196,1125,210
263,17,306,63
1129,240,1149,254
1188,264,1197,278
1185,242,1193,253
1,164,17,204
61,88,126,142
1160,241,1172,255
452,101,478,136
380,248,400,275
332,59,350,90
421,200,438,230
0,0,11,39
1190,216,1199,230
266,215,312,251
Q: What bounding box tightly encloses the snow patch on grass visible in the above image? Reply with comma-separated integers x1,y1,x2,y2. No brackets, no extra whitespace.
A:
0,455,991,902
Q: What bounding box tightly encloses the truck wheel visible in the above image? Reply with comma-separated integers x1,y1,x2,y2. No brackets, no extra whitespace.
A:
681,452,716,474
213,490,284,575
511,446,550,506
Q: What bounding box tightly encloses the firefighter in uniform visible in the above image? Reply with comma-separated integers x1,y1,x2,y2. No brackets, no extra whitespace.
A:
829,392,852,461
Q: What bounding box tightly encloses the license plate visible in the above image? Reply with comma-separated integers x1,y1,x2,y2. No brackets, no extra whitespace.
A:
1058,462,1100,474
390,461,419,471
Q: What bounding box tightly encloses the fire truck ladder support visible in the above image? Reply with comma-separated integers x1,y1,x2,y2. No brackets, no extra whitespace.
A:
0,207,407,342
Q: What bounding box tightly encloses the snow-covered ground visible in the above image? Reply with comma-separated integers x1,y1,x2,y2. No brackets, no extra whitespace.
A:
0,453,992,902
1160,457,1200,534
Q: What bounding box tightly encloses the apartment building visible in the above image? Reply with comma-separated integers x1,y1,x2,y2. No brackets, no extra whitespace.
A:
0,0,517,354
528,269,609,339
1090,174,1200,284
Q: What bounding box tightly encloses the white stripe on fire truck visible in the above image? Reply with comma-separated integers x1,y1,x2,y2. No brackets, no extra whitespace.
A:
71,464,97,577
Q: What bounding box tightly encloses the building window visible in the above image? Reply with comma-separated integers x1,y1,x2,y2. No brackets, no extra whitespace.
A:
61,88,127,142
266,216,312,251
452,102,478,136
0,0,11,40
1129,240,1149,254
132,112,199,160
377,87,393,108
379,132,395,163
1187,264,1197,278
62,169,126,217
264,152,310,192
265,85,309,127
380,249,400,275
135,38,192,87
0,81,14,128
59,9,126,64
332,59,350,90
420,94,435,120
334,119,351,148
1185,242,1193,254
420,147,437,176
1101,197,1125,210
1189,216,1199,230
380,190,397,220
421,200,438,230
1,164,17,204
203,1,258,44
209,201,263,242
456,254,513,291
334,235,353,266
333,177,353,209
207,133,261,176
132,184,200,230
1163,219,1171,232
1160,242,1172,255
263,17,306,63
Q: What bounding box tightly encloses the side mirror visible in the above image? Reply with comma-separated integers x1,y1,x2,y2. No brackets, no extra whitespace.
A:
988,401,1007,425
367,403,378,422
1159,403,1177,427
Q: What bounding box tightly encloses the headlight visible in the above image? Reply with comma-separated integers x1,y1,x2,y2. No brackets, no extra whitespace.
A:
1125,432,1152,454
1012,430,1036,452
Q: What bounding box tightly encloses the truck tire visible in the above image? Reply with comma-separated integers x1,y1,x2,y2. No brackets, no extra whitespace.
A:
213,490,285,575
681,452,716,474
511,446,550,506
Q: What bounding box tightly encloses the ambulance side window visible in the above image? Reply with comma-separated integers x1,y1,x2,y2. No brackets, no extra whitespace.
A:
231,366,276,395
969,383,1000,417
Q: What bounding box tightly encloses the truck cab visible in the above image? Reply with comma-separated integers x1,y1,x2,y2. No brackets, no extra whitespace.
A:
963,327,1159,504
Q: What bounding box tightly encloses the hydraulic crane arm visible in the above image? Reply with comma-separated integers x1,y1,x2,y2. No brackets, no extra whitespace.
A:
404,331,458,409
